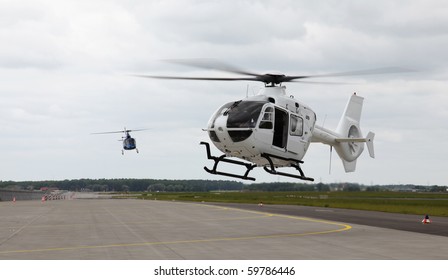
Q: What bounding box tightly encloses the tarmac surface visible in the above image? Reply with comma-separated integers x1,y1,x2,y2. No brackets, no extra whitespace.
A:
207,202,448,237
0,197,447,260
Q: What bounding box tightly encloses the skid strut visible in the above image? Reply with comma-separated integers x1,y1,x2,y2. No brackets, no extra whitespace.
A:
261,153,314,181
200,142,257,181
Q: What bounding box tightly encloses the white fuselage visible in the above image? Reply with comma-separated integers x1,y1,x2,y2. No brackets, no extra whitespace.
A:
206,86,316,167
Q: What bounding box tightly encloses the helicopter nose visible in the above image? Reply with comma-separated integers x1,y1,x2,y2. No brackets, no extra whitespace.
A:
208,130,220,142
210,127,253,144
227,130,253,142
208,117,226,142
215,126,229,143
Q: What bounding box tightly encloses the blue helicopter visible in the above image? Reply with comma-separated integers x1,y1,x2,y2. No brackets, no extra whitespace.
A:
92,128,148,155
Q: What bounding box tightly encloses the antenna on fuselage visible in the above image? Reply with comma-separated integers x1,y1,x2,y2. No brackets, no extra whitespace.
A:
329,146,333,174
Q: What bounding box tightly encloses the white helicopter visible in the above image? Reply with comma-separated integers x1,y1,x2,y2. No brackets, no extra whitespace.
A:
137,59,403,181
92,128,148,155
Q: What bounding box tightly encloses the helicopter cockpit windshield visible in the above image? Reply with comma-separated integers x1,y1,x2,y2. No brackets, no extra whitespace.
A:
211,101,266,129
124,137,136,150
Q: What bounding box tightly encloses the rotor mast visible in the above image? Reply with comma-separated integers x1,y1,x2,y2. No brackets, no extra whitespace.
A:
261,73,286,87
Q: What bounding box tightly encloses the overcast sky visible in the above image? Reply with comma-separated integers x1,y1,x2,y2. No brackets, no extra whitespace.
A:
0,0,447,186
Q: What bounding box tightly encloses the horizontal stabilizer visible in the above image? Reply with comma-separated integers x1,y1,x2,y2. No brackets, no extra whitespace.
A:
335,138,368,143
335,130,375,158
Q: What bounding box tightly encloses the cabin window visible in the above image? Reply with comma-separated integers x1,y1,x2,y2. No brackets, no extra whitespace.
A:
290,114,303,136
259,107,273,129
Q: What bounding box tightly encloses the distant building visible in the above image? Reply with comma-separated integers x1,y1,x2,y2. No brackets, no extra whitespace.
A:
40,187,58,192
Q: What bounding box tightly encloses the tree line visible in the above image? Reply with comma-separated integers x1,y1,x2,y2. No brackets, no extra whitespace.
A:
0,178,446,192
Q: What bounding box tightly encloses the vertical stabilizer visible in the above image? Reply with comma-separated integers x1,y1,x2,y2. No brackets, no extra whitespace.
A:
336,93,364,135
311,93,375,173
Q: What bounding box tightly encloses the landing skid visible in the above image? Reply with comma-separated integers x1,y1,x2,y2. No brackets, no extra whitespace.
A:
261,153,314,181
200,142,314,181
200,142,256,181
122,148,139,155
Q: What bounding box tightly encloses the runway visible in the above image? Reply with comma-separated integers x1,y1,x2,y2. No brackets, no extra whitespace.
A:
0,198,447,259
207,202,448,237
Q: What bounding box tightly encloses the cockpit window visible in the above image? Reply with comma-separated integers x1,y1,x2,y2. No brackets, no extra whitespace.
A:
210,101,234,128
226,101,265,128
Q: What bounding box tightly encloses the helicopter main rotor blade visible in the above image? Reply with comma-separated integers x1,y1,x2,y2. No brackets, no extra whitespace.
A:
134,73,374,85
125,128,150,133
92,128,150,134
163,58,261,77
164,59,413,82
135,58,263,82
133,74,259,82
137,59,414,85
283,67,414,82
91,130,125,135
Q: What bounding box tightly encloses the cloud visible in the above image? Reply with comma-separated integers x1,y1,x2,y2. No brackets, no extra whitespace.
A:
0,0,447,185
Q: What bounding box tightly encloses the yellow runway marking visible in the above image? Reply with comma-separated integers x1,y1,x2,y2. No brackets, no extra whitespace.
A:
198,203,351,228
0,203,351,255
